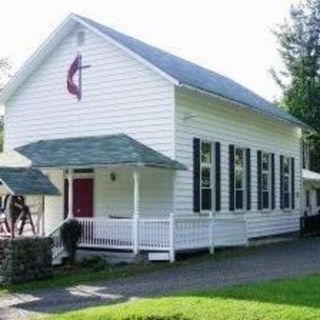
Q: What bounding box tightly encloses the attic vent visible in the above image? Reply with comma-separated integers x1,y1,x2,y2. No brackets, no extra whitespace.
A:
77,30,85,46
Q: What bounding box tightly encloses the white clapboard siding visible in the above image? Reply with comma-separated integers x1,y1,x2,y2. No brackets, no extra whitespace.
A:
5,24,175,158
173,87,302,237
246,213,301,238
41,169,65,234
94,167,173,218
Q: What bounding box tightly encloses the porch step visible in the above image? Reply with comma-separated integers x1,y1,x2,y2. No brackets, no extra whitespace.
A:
76,249,144,264
148,252,170,261
52,250,68,266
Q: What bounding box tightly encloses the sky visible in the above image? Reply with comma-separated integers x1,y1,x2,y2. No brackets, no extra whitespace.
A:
0,0,297,101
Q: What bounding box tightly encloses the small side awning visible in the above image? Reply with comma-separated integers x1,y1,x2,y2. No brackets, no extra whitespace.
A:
0,167,60,196
303,169,320,183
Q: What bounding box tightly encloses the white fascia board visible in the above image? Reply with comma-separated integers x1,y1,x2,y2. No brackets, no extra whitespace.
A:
0,14,77,103
0,178,15,195
179,84,306,130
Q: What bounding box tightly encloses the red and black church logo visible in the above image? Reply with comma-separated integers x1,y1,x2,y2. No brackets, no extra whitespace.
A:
66,54,90,101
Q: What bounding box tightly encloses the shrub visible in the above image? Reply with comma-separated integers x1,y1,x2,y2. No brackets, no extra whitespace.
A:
61,219,82,263
81,255,108,271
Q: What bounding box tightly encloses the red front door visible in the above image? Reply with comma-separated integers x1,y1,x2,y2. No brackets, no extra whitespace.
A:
64,178,94,218
73,178,94,218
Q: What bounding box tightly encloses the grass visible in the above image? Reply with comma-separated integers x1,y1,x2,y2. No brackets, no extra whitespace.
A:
40,273,320,320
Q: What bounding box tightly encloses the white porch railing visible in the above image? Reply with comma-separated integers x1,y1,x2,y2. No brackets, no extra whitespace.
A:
49,220,66,260
77,214,249,262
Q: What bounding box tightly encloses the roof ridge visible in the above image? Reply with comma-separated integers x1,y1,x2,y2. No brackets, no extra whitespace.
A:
74,15,305,128
76,15,273,105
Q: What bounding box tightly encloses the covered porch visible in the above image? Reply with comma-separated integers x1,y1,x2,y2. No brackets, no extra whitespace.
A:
0,134,249,262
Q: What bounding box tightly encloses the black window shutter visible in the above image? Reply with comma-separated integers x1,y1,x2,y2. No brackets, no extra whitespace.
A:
257,150,262,210
193,138,201,212
317,189,320,206
271,153,275,210
215,142,221,211
246,148,251,210
229,145,235,211
291,157,295,209
280,155,284,209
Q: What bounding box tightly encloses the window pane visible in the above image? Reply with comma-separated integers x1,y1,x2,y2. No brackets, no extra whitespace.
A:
235,190,244,209
283,176,289,191
262,153,269,171
235,149,243,167
262,173,269,190
201,142,212,164
284,192,290,208
201,167,211,188
262,191,269,209
306,190,310,207
201,188,212,210
235,169,243,188
283,157,289,173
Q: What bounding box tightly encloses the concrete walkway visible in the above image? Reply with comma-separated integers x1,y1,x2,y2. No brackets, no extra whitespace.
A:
1,238,320,319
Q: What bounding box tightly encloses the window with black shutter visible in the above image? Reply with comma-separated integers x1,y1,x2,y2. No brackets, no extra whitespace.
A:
215,142,221,211
280,155,294,210
194,138,221,212
271,153,275,210
317,189,320,207
258,151,273,210
193,138,200,212
200,141,213,211
232,147,251,211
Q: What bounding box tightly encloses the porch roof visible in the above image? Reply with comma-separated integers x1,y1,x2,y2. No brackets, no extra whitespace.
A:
0,167,60,195
303,169,320,183
15,134,187,170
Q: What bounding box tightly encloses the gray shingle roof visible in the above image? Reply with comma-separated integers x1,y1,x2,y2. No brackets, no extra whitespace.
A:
0,167,60,195
77,15,304,128
15,134,186,170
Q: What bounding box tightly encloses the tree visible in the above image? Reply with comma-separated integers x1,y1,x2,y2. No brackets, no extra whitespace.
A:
273,0,320,172
0,57,11,89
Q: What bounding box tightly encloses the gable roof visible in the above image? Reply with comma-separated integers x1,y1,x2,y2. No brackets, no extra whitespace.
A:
15,134,186,170
0,14,305,128
0,167,60,195
74,15,305,128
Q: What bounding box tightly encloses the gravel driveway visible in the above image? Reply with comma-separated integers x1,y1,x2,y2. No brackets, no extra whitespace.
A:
1,238,320,320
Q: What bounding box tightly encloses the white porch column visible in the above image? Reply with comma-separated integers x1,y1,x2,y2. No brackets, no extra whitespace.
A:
41,195,45,236
133,169,140,255
133,169,140,215
67,169,74,219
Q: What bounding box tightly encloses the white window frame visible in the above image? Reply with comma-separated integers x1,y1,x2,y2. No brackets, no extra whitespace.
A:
282,156,292,210
234,147,246,211
261,152,272,210
200,140,215,212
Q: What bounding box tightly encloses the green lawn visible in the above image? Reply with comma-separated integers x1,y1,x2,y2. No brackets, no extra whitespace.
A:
41,274,320,320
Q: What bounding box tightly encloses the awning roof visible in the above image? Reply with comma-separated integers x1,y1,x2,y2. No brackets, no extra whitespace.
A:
0,167,60,195
15,134,187,170
303,169,320,182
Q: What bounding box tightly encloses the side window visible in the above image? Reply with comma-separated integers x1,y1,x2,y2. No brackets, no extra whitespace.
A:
234,147,245,210
282,156,291,209
201,142,213,211
261,152,272,209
